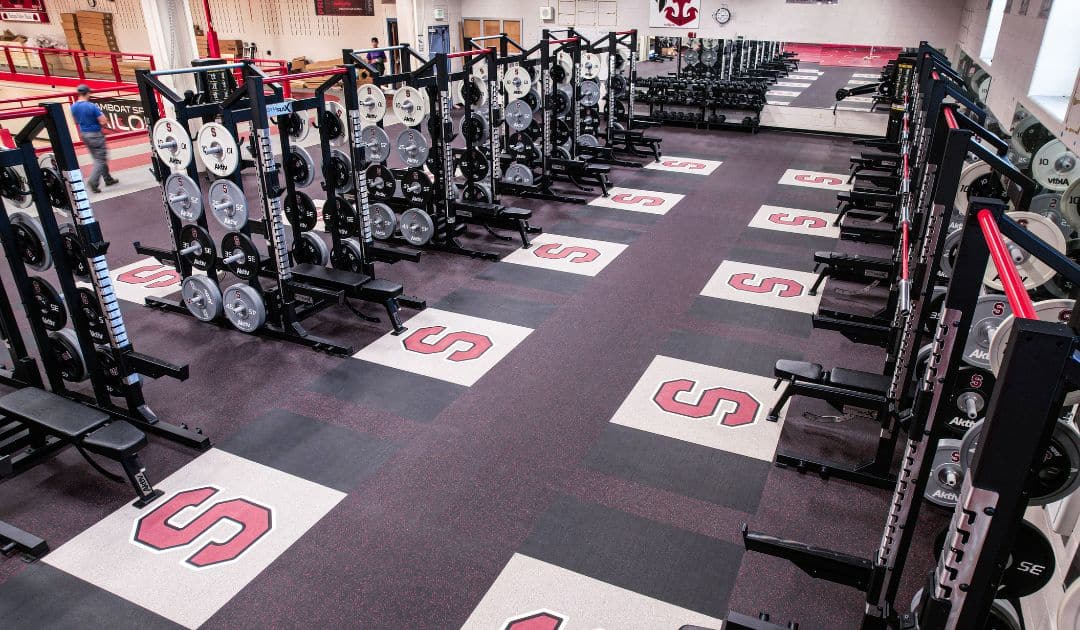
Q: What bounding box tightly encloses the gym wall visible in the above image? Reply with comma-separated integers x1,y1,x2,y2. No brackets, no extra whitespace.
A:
957,0,1079,151
457,0,964,53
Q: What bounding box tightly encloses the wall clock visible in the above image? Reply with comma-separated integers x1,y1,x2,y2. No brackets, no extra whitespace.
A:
713,6,731,25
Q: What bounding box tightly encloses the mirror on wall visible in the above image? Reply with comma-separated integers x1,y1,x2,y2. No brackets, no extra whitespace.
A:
957,52,992,107
773,42,903,112
640,36,680,79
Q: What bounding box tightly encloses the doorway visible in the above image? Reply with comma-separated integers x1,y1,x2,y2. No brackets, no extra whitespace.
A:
428,25,450,58
386,18,401,75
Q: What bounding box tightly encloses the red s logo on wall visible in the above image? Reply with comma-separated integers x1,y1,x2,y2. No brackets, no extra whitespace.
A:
402,326,493,361
533,243,601,263
727,272,805,298
768,212,827,229
611,193,664,207
653,379,759,426
133,487,272,568
793,174,843,186
117,265,181,289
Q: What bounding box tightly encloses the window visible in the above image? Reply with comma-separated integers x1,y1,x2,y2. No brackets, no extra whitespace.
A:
1028,0,1080,121
980,0,1007,64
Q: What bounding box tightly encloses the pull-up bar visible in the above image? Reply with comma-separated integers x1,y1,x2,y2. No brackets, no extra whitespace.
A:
549,37,579,45
150,62,244,77
447,48,493,59
263,68,345,84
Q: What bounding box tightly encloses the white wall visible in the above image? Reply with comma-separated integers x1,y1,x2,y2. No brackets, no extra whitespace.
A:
458,0,965,53
2,0,151,53
956,0,1079,152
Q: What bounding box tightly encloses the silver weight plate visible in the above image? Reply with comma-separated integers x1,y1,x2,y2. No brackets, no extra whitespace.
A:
962,295,1012,369
983,212,1065,291
577,134,599,147
701,48,719,66
152,117,193,170
286,101,311,142
954,162,1005,215
164,172,203,222
579,80,601,107
288,145,316,188
924,438,963,508
502,66,532,99
684,50,700,66
1065,179,1080,233
472,62,488,81
1032,139,1078,193
182,275,223,321
360,124,392,164
357,84,387,124
392,86,428,127
206,179,248,230
502,162,534,186
504,99,534,132
580,52,602,80
1030,191,1073,238
399,208,434,245
989,298,1074,376
223,284,267,333
326,101,348,147
196,122,240,177
370,202,397,240
396,129,430,168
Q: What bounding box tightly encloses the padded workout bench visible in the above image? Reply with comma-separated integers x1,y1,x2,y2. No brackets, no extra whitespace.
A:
766,359,890,422
0,388,163,508
291,264,409,334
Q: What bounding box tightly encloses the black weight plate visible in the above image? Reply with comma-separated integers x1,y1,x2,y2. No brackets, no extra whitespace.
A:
461,113,488,145
400,169,434,204
321,109,344,142
77,287,110,344
365,164,397,199
523,90,540,111
458,147,490,182
329,195,359,239
934,519,1054,598
292,232,329,265
613,53,625,69
179,224,216,271
58,224,91,279
285,147,314,187
943,366,995,437
28,276,66,331
330,238,365,273
285,190,319,232
548,90,569,117
553,119,572,146
327,154,351,190
48,329,87,382
94,347,126,396
0,165,23,197
41,168,69,209
219,232,260,280
525,119,543,140
549,62,567,83
11,212,50,271
461,79,484,106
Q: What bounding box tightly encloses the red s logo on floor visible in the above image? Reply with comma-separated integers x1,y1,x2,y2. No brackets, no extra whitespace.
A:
533,243,601,263
132,486,273,568
653,379,759,426
659,159,705,170
402,326,493,361
502,610,567,630
116,265,181,289
727,272,805,297
768,212,827,229
611,193,664,207
794,174,843,186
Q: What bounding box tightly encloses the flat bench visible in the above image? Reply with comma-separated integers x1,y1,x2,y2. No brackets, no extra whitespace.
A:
0,388,162,507
292,263,407,334
809,251,894,295
767,359,890,422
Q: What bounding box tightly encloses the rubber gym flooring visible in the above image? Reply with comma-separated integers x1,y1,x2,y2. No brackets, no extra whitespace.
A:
0,125,945,628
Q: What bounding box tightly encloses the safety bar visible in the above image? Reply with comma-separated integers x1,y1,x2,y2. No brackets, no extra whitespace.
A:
263,68,345,83
447,48,494,59
0,107,45,122
468,35,504,42
615,30,637,35
150,62,245,76
549,37,580,45
976,209,1037,319
352,45,409,55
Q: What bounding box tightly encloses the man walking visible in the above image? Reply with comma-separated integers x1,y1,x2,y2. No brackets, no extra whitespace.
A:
70,84,118,193
366,37,387,75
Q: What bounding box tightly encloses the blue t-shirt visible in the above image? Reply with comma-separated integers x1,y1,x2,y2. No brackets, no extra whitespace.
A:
71,100,103,133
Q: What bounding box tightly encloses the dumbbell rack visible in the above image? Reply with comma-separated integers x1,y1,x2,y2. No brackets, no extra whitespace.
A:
0,103,205,460
345,44,540,258
135,62,418,355
464,33,588,205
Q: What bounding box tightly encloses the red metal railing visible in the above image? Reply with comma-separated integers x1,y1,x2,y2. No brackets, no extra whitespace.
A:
977,209,1037,320
0,85,155,151
234,58,292,97
0,44,154,88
